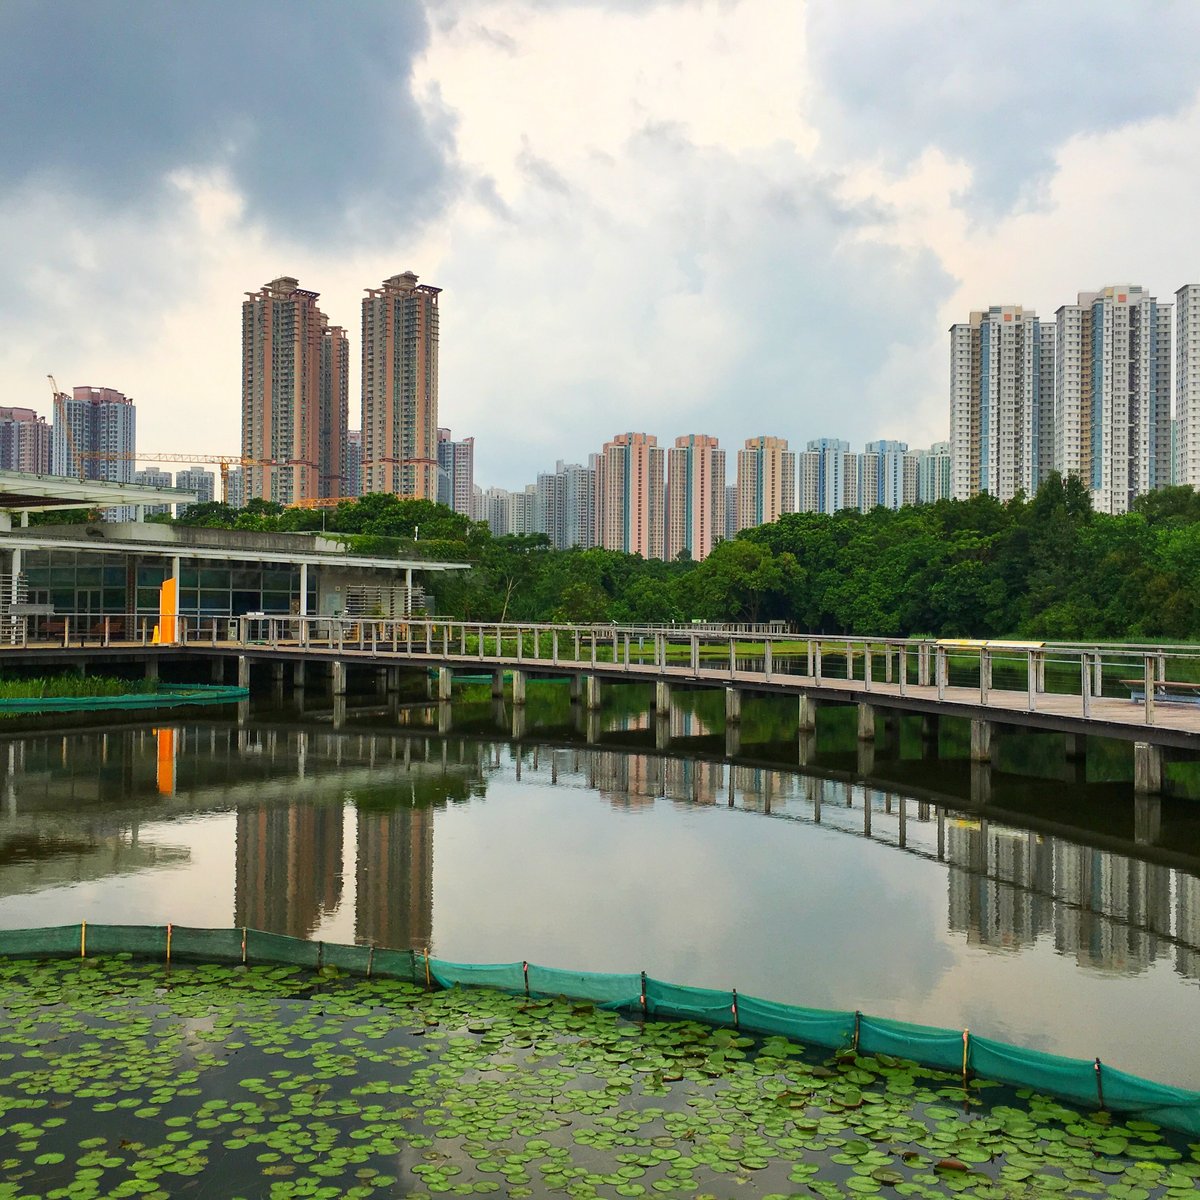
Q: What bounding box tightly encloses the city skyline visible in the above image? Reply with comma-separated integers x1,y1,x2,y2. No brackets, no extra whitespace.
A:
3,4,1199,489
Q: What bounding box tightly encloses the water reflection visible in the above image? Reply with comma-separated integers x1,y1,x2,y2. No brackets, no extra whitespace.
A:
0,714,1197,1083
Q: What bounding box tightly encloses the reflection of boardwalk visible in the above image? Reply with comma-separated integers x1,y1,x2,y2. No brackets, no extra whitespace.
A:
234,804,343,940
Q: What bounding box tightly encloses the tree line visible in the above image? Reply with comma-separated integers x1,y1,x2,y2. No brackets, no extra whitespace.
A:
168,474,1200,639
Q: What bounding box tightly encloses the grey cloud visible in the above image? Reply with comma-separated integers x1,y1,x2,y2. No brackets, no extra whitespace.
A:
0,0,454,237
807,1,1200,215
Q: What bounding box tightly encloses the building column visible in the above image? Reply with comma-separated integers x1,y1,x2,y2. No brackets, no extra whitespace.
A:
171,555,181,644
511,669,526,706
1133,742,1162,795
404,567,413,616
725,687,742,724
970,719,993,763
437,666,452,702
857,702,875,741
299,562,309,619
798,693,817,733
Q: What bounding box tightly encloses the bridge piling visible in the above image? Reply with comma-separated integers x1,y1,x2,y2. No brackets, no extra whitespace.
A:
970,719,993,763
211,658,224,684
584,675,602,711
798,693,818,733
146,658,159,682
511,669,526,706
437,666,452,702
857,702,875,741
236,656,249,690
330,660,346,696
1134,794,1162,845
725,687,742,725
293,661,305,690
798,731,815,768
491,669,505,699
655,680,671,717
1134,741,1163,795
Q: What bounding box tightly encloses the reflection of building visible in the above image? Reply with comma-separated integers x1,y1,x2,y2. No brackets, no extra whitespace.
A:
1177,872,1200,982
235,803,344,939
946,823,1054,951
355,807,433,949
589,751,660,808
1053,844,1170,974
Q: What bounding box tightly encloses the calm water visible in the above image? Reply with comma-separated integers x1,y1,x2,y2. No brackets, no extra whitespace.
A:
0,681,1197,1089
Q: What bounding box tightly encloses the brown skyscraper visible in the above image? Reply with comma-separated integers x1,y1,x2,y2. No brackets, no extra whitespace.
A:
319,317,350,499
361,272,440,500
242,276,332,504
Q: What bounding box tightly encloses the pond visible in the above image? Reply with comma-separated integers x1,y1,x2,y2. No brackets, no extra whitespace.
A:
0,681,1196,1093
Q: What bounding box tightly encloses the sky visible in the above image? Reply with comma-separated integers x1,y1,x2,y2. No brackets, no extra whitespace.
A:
2,0,1200,491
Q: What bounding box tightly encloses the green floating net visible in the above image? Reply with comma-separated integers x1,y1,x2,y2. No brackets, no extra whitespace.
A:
0,923,1195,1136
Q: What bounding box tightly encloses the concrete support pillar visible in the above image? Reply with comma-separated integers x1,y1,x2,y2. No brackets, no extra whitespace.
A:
1134,794,1162,846
797,731,815,768
725,723,741,759
569,674,582,703
332,694,346,730
437,701,453,735
585,710,601,744
655,714,670,752
437,666,452,702
970,763,992,806
970,719,993,763
211,658,224,684
511,705,526,741
386,666,401,693
857,739,875,777
584,674,601,711
1064,732,1085,761
271,660,285,684
492,669,506,699
235,656,251,690
655,679,671,716
236,699,250,729
798,693,817,733
298,562,309,617
920,713,939,740
857,702,875,741
511,669,526,706
725,687,742,724
331,660,347,696
293,661,305,689
1134,742,1163,795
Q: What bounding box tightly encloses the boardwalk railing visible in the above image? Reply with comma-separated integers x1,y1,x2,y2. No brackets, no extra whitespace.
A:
6,615,1200,735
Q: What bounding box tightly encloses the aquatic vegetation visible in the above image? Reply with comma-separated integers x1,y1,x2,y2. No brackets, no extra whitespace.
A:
0,956,1195,1198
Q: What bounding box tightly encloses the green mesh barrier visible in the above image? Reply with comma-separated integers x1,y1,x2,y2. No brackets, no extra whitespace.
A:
322,942,374,975
0,925,1197,1136
969,1036,1100,1109
245,930,321,968
526,965,641,1009
858,1014,966,1073
644,978,735,1024
1099,1064,1200,1136
171,926,246,963
737,995,856,1051
429,960,527,993
85,924,167,959
373,948,420,982
0,924,81,958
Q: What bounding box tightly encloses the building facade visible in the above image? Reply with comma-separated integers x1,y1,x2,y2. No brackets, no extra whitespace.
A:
596,432,665,559
319,318,350,499
950,305,1049,502
666,434,724,561
241,277,324,505
1056,285,1171,514
918,442,952,503
736,436,794,531
175,468,216,516
797,438,855,514
362,272,440,500
344,430,362,499
1177,284,1200,490
436,428,475,516
133,468,173,516
0,408,51,474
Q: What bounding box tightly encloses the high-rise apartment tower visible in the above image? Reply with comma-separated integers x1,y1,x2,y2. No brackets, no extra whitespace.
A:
362,272,441,500
596,432,665,559
666,434,725,561
736,436,794,531
1177,284,1200,489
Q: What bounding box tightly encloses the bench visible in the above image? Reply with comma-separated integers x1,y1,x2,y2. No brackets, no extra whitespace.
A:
1122,679,1200,705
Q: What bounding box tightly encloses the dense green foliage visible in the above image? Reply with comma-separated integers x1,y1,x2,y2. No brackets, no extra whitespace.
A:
0,674,156,699
168,478,1200,638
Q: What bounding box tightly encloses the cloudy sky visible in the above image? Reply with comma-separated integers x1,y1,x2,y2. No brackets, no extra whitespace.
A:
2,0,1199,490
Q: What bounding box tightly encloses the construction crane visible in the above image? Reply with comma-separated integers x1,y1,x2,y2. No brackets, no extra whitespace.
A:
77,451,287,503
46,375,78,477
